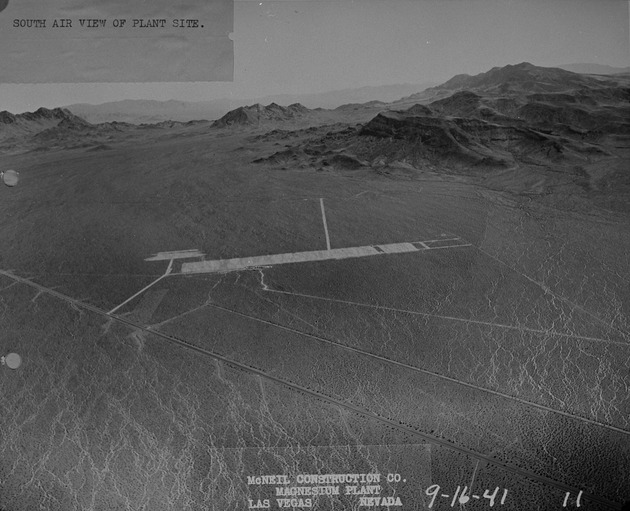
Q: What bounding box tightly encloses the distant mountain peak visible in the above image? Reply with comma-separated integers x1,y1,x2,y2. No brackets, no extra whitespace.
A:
0,106,90,125
0,111,17,124
0,106,94,153
15,106,89,125
433,62,610,94
212,102,311,127
512,61,535,68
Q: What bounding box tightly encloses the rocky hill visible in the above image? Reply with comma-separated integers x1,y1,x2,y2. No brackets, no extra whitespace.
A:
434,62,613,94
0,107,207,153
253,63,629,197
212,103,311,127
0,107,90,138
421,88,630,139
355,109,593,170
396,62,630,107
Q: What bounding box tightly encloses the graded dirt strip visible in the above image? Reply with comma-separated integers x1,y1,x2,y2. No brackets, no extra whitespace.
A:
180,239,471,274
108,259,173,314
320,198,332,251
145,249,204,261
378,242,419,254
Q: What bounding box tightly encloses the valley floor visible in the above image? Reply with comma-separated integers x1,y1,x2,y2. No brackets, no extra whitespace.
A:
0,125,628,510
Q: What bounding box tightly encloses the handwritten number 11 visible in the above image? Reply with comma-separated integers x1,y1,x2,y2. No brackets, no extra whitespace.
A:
563,491,583,507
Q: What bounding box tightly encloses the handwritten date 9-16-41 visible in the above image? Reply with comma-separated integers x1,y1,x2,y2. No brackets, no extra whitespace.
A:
426,485,508,508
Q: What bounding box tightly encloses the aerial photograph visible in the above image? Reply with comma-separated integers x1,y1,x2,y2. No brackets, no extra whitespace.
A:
0,0,629,510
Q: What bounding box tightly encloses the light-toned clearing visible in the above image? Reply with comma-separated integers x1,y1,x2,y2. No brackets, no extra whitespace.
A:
145,249,204,261
377,242,418,254
180,239,470,274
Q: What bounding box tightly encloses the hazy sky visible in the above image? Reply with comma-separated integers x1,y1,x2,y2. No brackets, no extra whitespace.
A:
2,0,629,113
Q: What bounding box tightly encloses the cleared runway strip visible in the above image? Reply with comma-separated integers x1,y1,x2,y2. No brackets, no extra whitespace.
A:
180,238,471,274
145,249,204,261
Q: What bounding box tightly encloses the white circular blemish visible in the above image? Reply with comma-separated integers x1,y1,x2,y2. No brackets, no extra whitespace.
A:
3,353,22,369
2,169,19,187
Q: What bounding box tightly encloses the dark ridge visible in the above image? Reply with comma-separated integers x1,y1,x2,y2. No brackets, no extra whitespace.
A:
0,111,17,124
433,62,615,94
212,102,311,127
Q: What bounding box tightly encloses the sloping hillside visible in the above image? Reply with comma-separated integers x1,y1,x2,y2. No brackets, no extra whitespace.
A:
252,63,629,206
212,103,311,127
395,62,630,108
0,108,90,140
433,62,618,94
0,107,208,153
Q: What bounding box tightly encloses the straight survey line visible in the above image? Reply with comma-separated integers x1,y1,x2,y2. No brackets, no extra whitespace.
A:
108,259,173,314
0,268,620,509
320,197,331,251
471,243,630,341
398,212,630,342
205,301,630,437
263,289,627,346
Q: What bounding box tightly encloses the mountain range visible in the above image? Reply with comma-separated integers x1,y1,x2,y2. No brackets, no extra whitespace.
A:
3,62,629,201
56,63,628,126
212,103,311,127
247,62,629,206
63,83,436,125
